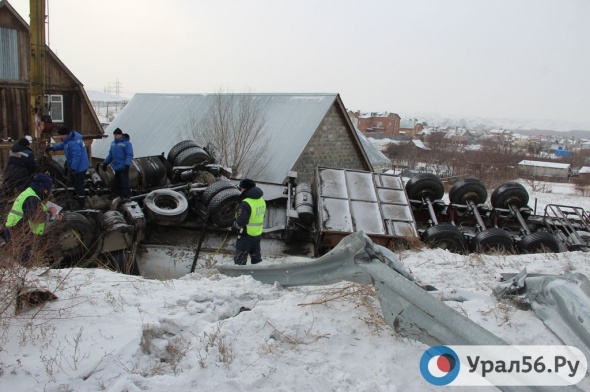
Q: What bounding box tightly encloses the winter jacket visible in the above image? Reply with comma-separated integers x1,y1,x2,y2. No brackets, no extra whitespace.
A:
50,131,89,173
104,134,133,171
2,142,38,193
234,186,266,237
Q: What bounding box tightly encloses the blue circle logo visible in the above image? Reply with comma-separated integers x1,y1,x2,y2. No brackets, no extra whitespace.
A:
420,346,460,386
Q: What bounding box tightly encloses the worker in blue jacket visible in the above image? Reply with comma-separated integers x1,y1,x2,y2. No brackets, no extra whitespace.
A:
102,128,134,198
45,127,89,208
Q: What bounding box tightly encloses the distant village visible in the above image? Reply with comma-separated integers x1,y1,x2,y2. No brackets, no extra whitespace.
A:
86,92,590,194
347,111,590,192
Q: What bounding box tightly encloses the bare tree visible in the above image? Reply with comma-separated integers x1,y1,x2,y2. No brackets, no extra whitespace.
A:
183,93,272,179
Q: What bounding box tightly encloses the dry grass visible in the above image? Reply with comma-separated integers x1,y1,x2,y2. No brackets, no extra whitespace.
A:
299,283,387,333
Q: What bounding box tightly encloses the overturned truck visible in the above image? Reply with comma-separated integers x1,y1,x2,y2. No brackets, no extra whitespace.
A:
43,141,419,276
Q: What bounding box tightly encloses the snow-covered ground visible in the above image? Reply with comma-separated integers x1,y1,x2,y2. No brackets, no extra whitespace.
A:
1,182,589,391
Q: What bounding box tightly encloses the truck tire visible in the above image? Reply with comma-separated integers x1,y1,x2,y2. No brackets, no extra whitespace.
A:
48,160,66,184
422,224,466,253
208,188,241,228
491,182,529,209
200,180,237,206
46,212,96,263
143,189,189,225
167,140,201,164
449,178,488,205
173,146,211,167
469,228,514,254
405,173,444,201
517,231,560,254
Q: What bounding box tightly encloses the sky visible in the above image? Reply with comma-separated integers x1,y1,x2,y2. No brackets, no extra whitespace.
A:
1,182,590,391
7,0,590,128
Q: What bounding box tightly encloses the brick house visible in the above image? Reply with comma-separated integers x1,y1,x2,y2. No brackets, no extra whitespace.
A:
352,111,400,139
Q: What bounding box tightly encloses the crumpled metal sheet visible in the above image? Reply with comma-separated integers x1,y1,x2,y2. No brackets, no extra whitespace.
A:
495,268,590,374
218,231,506,347
219,233,580,391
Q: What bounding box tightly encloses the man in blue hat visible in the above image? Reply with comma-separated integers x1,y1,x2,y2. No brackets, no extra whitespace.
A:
102,128,134,199
232,178,266,265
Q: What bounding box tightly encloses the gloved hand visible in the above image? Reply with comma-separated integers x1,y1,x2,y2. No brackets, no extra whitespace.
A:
44,146,52,153
231,222,242,233
101,163,108,171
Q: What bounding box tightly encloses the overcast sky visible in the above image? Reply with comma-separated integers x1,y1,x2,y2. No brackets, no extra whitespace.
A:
8,0,590,126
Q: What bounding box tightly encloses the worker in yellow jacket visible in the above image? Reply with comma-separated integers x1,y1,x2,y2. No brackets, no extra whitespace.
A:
232,178,266,265
2,173,61,263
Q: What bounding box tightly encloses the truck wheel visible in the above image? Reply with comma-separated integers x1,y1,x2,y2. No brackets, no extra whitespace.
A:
518,231,560,254
405,173,444,201
143,189,189,225
200,180,237,206
449,178,487,205
422,224,466,253
167,140,201,164
208,188,241,228
46,212,96,263
47,160,66,184
173,147,211,167
469,228,514,254
491,182,529,209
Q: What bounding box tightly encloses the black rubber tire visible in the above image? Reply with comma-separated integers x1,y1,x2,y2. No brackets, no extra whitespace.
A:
173,146,211,167
517,231,560,254
405,173,444,201
200,180,237,206
143,189,189,225
45,212,97,262
449,178,488,205
469,228,514,254
167,140,201,164
48,159,66,184
422,224,466,253
491,182,529,209
208,188,241,228
104,250,140,275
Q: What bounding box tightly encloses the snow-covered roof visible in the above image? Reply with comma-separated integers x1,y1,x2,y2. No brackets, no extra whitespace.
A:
578,166,590,174
518,160,570,169
411,139,430,150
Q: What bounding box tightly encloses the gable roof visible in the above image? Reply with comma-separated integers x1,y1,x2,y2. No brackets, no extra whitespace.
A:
92,93,371,184
0,0,103,136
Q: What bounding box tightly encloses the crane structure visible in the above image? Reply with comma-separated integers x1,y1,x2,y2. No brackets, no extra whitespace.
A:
29,0,47,139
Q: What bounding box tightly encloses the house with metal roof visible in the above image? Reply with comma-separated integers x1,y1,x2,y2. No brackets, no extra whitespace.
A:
518,160,571,179
0,0,103,168
92,93,374,184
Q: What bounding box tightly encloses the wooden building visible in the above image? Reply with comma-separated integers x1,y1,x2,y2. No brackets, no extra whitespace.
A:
0,0,103,169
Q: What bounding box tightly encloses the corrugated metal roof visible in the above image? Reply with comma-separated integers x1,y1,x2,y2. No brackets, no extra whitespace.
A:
92,93,338,184
518,160,570,169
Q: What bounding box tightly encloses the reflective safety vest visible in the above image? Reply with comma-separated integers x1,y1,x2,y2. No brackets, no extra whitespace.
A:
5,187,47,235
243,197,266,236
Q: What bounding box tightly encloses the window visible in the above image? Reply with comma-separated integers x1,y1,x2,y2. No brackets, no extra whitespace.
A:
48,95,64,122
0,27,19,80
